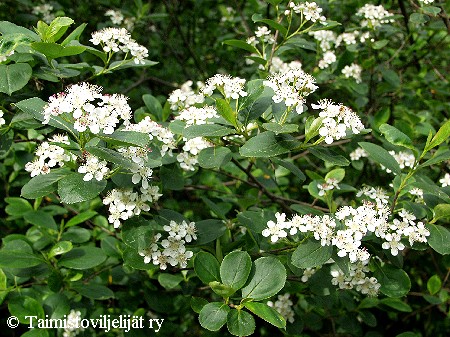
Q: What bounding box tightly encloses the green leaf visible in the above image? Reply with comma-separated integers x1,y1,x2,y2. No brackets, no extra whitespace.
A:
379,298,412,312
252,14,287,36
98,130,151,147
420,148,450,167
86,146,136,170
223,39,258,53
240,131,300,157
0,63,32,95
374,264,411,297
216,98,238,128
31,42,86,59
310,20,341,31
61,23,87,46
373,40,389,50
194,251,221,284
430,204,450,224
198,147,232,169
422,6,441,16
209,281,236,298
227,309,256,336
158,274,184,289
359,142,401,174
195,219,227,245
410,13,429,24
271,158,306,182
427,119,450,151
241,257,286,300
57,173,107,204
46,17,74,42
291,239,333,269
48,241,73,259
8,296,45,324
72,283,114,300
191,297,209,313
58,246,107,269
305,116,324,143
220,251,252,291
381,68,401,89
309,147,350,166
427,274,442,295
5,197,33,216
0,21,39,40
142,94,162,119
107,59,158,71
427,224,450,255
160,164,184,190
262,122,298,134
199,302,230,331
183,124,235,140
325,168,345,183
245,302,286,328
0,251,45,268
24,210,57,230
21,168,71,199
379,124,414,150
65,210,98,227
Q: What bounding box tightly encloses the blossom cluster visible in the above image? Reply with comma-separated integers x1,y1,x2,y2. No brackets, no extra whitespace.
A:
167,80,205,111
342,63,363,83
264,67,318,114
356,4,394,29
78,154,110,182
25,141,73,177
42,82,132,134
349,147,368,161
90,27,148,64
0,50,14,63
262,186,429,261
267,294,295,323
103,187,161,228
318,178,340,196
139,220,197,269
311,99,364,144
63,310,84,337
331,260,381,296
381,150,415,173
440,173,450,187
269,57,302,74
32,3,55,24
285,1,326,23
105,9,135,30
174,106,219,126
177,137,214,171
202,74,248,100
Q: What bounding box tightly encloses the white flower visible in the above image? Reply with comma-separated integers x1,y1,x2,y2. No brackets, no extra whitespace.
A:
318,178,340,196
0,110,5,126
318,50,336,69
382,233,405,256
175,106,218,126
309,30,337,51
439,173,450,187
356,4,394,29
32,4,55,24
63,310,83,337
202,74,247,99
350,147,368,161
25,142,71,176
105,9,124,25
267,294,295,323
342,63,362,83
78,154,109,181
262,212,289,243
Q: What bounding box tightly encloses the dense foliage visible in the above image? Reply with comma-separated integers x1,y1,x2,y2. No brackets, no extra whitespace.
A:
0,1,449,336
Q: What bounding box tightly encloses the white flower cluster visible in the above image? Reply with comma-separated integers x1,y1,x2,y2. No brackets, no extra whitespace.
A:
311,99,364,144
177,137,213,171
409,187,424,203
318,178,340,196
309,30,337,52
331,260,380,296
32,3,55,24
105,9,135,30
42,83,132,134
285,1,326,23
202,74,248,100
175,106,219,126
269,57,302,74
419,0,434,5
0,111,5,126
335,32,359,47
356,4,394,29
439,173,450,187
318,50,336,69
125,116,177,157
350,147,368,161
78,153,110,181
381,150,415,173
267,294,295,323
262,191,429,261
63,310,84,337
103,187,161,228
301,267,316,282
264,67,318,114
168,80,205,111
90,27,148,64
139,220,197,269
254,26,275,44
342,63,362,83
117,146,153,189
25,141,73,177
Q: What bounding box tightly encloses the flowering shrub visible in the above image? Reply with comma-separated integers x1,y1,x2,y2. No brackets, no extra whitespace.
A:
0,0,449,336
